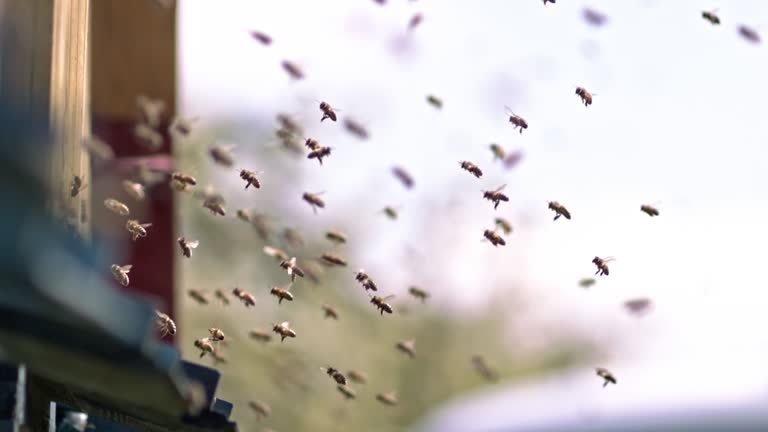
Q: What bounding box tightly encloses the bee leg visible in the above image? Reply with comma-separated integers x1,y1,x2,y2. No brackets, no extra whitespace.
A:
199,352,205,358
279,298,283,304
554,214,560,221
281,335,287,342
494,202,499,210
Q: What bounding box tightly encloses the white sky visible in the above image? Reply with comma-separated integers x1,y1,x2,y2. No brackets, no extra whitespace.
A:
178,0,768,428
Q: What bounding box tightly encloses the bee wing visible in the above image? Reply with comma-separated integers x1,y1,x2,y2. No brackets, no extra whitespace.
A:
603,257,617,262
382,295,396,301
121,265,133,272
280,321,290,327
141,223,153,228
289,257,296,266
494,184,507,192
188,240,200,249
504,105,517,116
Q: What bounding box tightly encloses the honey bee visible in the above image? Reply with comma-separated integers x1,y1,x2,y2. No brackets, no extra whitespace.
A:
483,184,509,209
302,192,326,213
355,270,378,291
211,350,228,365
122,180,146,201
582,8,607,27
308,146,333,165
263,246,290,262
494,217,513,235
483,229,506,247
270,284,294,304
279,257,305,282
578,277,596,288
426,95,443,109
408,13,423,30
248,400,271,419
303,261,324,285
595,367,617,387
104,198,130,216
171,172,197,187
503,150,524,169
125,220,152,241
209,145,235,167
249,329,272,343
272,321,296,342
239,169,262,189
232,287,256,307
575,87,594,106
347,370,367,384
321,367,347,385
489,143,506,161
194,337,216,358
640,204,660,217
325,230,347,244
624,298,653,316
177,237,200,258
133,123,164,151
70,175,88,198
282,60,305,80
208,327,226,342
136,94,166,128
188,289,209,305
381,206,400,220
82,136,115,163
739,25,761,44
376,392,398,406
319,101,338,122
408,286,430,302
277,113,303,134
343,118,369,140
592,256,615,276
702,10,720,25
542,0,555,5
281,228,304,249
320,253,348,267
471,355,499,382
155,310,176,337
321,304,339,319
337,385,356,400
203,197,226,216
370,295,395,315
548,201,571,221
214,288,230,305
391,166,414,189
169,116,199,136
505,107,528,134
459,161,483,178
250,30,272,45
250,213,275,240
110,264,132,286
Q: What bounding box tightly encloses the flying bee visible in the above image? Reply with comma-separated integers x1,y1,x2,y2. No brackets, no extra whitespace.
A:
155,310,176,337
236,209,252,223
279,257,305,282
249,329,272,343
343,118,369,140
122,180,146,201
203,197,226,216
489,143,506,161
483,229,506,247
738,25,761,44
307,146,333,165
239,169,262,189
171,172,197,189
640,204,660,217
321,367,347,385
483,184,509,209
177,237,199,258
578,277,596,288
459,161,483,178
319,101,338,122
250,213,274,240
82,136,115,163
209,145,235,167
376,392,398,406
381,206,400,220
272,321,296,342
303,261,324,285
110,264,132,286
337,385,356,400
592,256,615,276
70,175,88,198
325,230,347,244
194,337,216,358
575,87,594,106
208,327,225,342
250,30,272,45
232,287,256,307
370,294,395,315
582,8,607,27
248,400,271,419
408,286,430,302
104,198,130,216
211,350,228,365
136,94,166,128
595,367,617,387
277,113,303,134
263,246,289,262
355,270,378,291
133,123,164,151
304,138,321,151
282,60,305,80
426,94,443,109
214,288,230,305
125,219,152,241
494,217,513,235
188,289,209,305
548,201,571,221
302,192,326,213
408,13,423,31
624,298,653,316
270,284,294,304
542,0,556,5
391,166,415,189
320,253,348,267
503,150,524,169
505,107,528,134
169,116,199,136
347,370,367,384
702,9,720,25
321,304,339,320
471,355,499,382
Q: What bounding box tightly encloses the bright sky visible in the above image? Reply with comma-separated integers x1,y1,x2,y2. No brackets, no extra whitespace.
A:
179,0,768,428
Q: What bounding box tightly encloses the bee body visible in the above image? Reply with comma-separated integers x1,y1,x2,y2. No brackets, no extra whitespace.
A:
483,229,506,246
104,198,130,216
370,295,395,315
302,192,326,213
575,87,593,106
239,169,262,189
155,310,176,337
272,321,296,342
408,286,430,302
279,257,305,282
548,201,571,220
270,286,294,304
177,237,199,258
126,219,152,241
321,304,339,319
459,161,483,178
320,253,348,267
232,287,256,307
111,264,132,286
640,204,660,217
596,367,617,387
194,337,216,358
319,101,337,122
